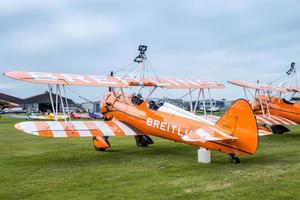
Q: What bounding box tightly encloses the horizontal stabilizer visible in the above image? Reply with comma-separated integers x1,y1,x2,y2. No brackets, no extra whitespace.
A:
182,126,237,142
15,120,139,138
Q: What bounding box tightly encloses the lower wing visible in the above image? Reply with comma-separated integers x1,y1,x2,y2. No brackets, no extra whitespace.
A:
255,114,297,126
15,120,140,138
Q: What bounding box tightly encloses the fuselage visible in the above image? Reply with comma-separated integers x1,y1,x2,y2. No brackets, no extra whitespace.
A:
255,96,300,123
101,92,251,155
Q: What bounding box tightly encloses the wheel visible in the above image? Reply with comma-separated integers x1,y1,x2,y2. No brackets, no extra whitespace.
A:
270,125,290,134
135,135,154,147
93,136,110,151
94,146,107,151
229,154,240,164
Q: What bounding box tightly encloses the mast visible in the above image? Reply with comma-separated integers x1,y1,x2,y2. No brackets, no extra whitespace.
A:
133,45,148,82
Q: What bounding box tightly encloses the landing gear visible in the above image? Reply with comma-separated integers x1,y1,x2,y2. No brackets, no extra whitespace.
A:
270,125,290,134
135,135,154,147
229,154,240,164
93,136,111,151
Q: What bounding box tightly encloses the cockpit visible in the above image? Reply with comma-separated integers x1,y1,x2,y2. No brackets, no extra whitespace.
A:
131,94,144,105
131,93,161,111
147,100,160,111
282,98,294,105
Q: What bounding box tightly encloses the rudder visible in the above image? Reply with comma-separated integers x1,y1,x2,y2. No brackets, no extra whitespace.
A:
216,99,258,155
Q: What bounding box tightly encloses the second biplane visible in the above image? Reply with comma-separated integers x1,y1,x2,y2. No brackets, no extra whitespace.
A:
228,63,300,135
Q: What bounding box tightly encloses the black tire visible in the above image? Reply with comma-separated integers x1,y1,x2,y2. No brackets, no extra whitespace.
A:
229,154,240,164
135,135,154,147
270,125,290,134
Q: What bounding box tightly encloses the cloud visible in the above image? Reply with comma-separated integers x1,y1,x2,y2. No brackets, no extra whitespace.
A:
0,0,300,101
0,0,67,16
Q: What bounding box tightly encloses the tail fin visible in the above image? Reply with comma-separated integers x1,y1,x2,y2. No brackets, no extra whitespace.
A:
216,99,258,155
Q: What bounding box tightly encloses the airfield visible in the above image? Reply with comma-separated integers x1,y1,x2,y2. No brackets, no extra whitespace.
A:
1,115,300,199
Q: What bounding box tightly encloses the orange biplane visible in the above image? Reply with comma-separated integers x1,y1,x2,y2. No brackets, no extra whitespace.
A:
3,45,259,163
0,99,19,110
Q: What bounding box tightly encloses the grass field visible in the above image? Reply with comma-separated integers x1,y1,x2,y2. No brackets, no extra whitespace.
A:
1,116,300,200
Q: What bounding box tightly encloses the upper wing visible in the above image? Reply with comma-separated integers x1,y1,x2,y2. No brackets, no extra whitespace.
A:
228,80,287,92
285,86,300,92
4,71,129,88
4,71,225,89
15,120,140,138
130,78,225,89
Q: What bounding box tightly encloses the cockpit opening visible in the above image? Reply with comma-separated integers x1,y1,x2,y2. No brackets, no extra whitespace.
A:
282,98,294,105
147,100,160,111
131,93,144,105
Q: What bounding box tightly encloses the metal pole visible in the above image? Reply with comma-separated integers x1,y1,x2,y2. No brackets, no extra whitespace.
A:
48,84,55,117
55,85,59,118
257,90,265,116
189,88,193,112
145,87,157,100
243,87,248,100
202,89,206,116
58,85,66,121
193,89,201,114
63,85,71,121
208,89,212,115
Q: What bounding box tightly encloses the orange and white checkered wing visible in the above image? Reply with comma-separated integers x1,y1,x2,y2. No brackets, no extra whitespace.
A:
15,120,138,138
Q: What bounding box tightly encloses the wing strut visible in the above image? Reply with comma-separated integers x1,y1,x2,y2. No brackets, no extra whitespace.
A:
48,84,56,120
193,89,202,113
202,89,206,116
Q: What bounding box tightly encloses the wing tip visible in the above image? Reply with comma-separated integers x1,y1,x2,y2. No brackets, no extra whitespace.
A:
15,122,23,132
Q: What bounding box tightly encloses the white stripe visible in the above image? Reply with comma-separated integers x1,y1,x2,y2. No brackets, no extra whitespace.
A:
256,115,273,125
46,122,67,137
151,79,171,87
258,130,272,136
72,121,92,137
260,116,277,125
265,116,282,125
269,115,289,125
274,116,297,125
20,122,38,136
166,79,181,86
158,103,214,125
195,128,220,141
94,121,115,136
114,76,129,85
176,79,199,86
209,126,237,140
256,117,265,124
114,121,136,135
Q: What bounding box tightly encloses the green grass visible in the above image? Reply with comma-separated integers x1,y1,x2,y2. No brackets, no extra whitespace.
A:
1,115,300,200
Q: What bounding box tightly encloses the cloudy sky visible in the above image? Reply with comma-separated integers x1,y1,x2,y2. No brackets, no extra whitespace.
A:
0,0,299,102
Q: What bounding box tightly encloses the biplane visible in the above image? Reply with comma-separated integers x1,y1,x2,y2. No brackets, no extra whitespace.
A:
228,66,300,135
0,99,19,110
70,112,103,119
3,45,259,163
70,112,91,119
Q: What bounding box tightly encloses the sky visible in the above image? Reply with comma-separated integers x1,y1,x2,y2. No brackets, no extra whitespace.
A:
0,0,299,102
